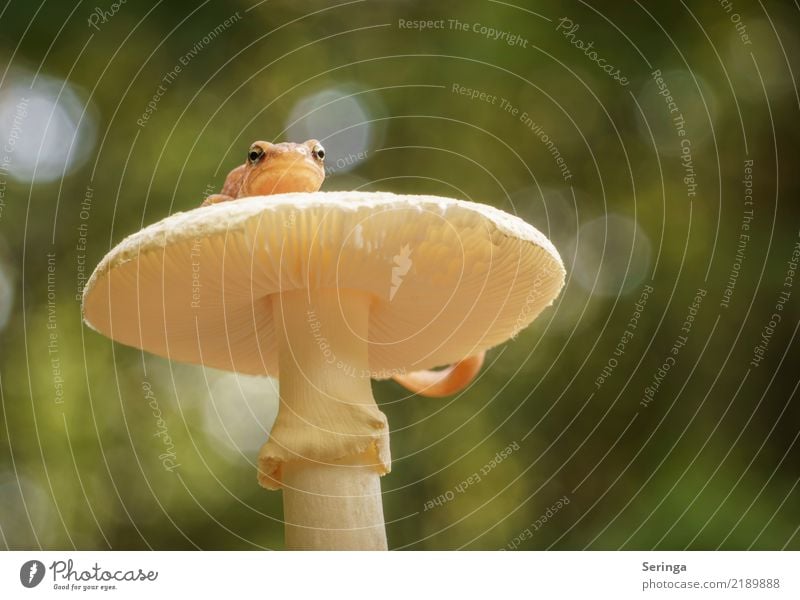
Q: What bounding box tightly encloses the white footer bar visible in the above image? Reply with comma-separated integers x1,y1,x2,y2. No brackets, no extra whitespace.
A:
1,551,797,598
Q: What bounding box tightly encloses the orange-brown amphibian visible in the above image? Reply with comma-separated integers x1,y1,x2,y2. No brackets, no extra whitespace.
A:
202,139,326,206
203,139,486,397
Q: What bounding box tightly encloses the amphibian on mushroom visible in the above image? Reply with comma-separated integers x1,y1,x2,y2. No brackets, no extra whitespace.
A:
201,139,486,398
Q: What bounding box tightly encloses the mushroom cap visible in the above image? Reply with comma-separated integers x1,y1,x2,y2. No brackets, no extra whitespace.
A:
82,192,565,377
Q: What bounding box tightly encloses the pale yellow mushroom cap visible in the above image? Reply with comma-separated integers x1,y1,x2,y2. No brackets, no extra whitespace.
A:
82,191,565,375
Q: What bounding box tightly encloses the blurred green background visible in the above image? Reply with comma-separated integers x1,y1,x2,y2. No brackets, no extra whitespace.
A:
0,0,798,550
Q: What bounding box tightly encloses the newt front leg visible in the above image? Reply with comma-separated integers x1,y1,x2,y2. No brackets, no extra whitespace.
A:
201,193,234,207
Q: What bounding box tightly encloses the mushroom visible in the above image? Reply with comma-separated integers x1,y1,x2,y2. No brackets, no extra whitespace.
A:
82,192,565,550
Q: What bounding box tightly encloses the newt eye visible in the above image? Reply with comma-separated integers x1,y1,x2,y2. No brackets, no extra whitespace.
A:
312,143,325,161
248,145,265,164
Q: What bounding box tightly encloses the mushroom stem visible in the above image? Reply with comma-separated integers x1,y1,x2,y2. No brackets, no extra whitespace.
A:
260,288,390,550
283,454,386,550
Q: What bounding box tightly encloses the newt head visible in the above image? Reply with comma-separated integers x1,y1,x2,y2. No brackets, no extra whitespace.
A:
239,139,325,197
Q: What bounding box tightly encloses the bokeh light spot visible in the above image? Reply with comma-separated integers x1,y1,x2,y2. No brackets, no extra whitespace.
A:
0,72,97,184
202,373,279,455
285,86,376,175
569,214,652,297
